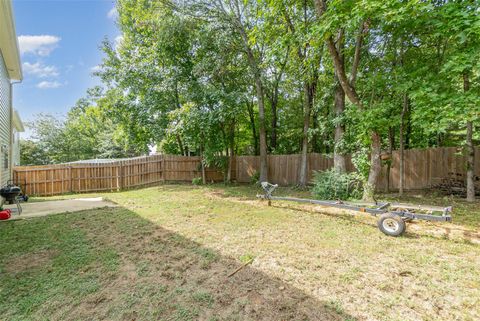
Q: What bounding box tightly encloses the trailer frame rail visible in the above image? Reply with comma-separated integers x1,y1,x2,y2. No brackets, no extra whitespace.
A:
257,182,452,236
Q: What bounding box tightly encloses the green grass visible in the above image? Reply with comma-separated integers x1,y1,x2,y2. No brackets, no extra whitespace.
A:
1,184,479,320
33,183,480,228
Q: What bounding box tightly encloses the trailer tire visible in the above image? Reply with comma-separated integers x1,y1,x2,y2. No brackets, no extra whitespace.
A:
377,213,406,237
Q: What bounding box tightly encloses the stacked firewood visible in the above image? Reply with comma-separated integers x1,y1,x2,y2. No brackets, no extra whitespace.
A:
432,172,480,196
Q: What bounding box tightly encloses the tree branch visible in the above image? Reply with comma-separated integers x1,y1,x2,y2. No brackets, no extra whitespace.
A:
350,21,365,87
314,0,363,109
325,38,362,108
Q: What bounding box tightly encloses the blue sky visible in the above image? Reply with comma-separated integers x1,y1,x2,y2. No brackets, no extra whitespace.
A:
12,0,119,124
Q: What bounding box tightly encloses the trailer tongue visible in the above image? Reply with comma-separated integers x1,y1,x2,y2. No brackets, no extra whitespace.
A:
257,182,452,237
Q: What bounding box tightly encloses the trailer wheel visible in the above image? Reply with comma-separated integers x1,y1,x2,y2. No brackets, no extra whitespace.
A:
377,213,406,237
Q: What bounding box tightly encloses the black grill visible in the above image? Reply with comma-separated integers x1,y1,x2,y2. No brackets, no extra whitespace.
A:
0,185,21,203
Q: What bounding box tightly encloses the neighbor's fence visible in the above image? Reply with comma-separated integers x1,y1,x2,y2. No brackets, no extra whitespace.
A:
13,154,227,196
236,147,480,190
376,146,480,191
13,147,480,196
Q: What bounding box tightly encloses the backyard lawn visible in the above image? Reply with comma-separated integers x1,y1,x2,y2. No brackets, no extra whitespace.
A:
1,184,479,320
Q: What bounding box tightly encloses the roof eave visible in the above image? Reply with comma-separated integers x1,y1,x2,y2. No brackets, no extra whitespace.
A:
0,0,23,81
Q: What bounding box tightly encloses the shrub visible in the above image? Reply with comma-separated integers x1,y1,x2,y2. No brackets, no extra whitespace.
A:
311,169,363,200
192,177,203,185
250,171,260,185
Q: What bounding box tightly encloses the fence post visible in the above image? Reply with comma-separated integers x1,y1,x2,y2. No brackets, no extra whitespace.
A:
68,166,72,193
162,156,166,183
33,170,36,195
119,162,124,190
50,169,54,195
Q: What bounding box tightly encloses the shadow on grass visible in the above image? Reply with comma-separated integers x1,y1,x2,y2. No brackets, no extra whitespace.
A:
0,206,356,321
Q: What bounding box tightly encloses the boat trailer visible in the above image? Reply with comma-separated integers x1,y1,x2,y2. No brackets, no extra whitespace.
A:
257,182,452,237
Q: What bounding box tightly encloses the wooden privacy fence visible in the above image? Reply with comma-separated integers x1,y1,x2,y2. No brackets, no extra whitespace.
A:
13,147,480,196
13,155,226,196
236,147,480,190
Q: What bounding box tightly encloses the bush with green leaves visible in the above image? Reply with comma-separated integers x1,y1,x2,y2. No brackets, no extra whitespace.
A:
192,177,203,185
250,171,260,185
311,169,363,200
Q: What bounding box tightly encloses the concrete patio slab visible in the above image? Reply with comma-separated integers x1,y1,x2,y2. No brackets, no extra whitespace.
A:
1,198,118,221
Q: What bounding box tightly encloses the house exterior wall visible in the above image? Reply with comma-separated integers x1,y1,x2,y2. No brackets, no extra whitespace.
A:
0,51,12,186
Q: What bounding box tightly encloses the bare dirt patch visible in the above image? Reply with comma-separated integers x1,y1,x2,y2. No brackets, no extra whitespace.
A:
4,249,58,274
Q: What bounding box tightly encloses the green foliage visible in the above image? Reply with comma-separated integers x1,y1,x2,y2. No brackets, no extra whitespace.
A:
311,169,363,200
20,139,50,166
351,147,371,182
250,171,260,185
192,177,202,185
208,156,229,175
22,114,66,164
21,89,145,165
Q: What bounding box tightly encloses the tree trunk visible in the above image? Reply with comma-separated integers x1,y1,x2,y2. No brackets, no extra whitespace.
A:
227,122,235,183
333,29,347,173
201,162,206,184
333,81,347,172
312,110,320,152
399,94,408,196
233,13,268,181
255,78,269,183
226,152,231,183
466,121,475,202
464,72,475,202
363,131,382,201
298,83,314,187
405,106,411,149
246,101,259,155
386,127,394,193
176,135,186,156
270,96,278,151
200,144,206,184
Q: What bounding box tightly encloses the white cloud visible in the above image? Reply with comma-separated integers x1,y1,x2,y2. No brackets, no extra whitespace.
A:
18,35,61,56
107,7,118,19
23,62,59,78
36,81,62,89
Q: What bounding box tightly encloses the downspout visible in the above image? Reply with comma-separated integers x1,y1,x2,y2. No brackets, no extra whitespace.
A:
9,79,21,183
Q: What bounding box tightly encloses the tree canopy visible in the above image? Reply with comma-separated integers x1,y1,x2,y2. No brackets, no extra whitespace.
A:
21,87,145,165
22,0,479,200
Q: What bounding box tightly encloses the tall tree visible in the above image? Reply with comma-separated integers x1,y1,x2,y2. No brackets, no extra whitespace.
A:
279,0,321,187
314,0,376,199
202,0,271,182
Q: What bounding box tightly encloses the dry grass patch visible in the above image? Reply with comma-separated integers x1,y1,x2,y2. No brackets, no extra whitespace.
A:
4,249,58,274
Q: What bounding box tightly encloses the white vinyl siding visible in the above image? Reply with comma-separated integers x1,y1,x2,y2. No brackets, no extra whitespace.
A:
0,51,11,186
